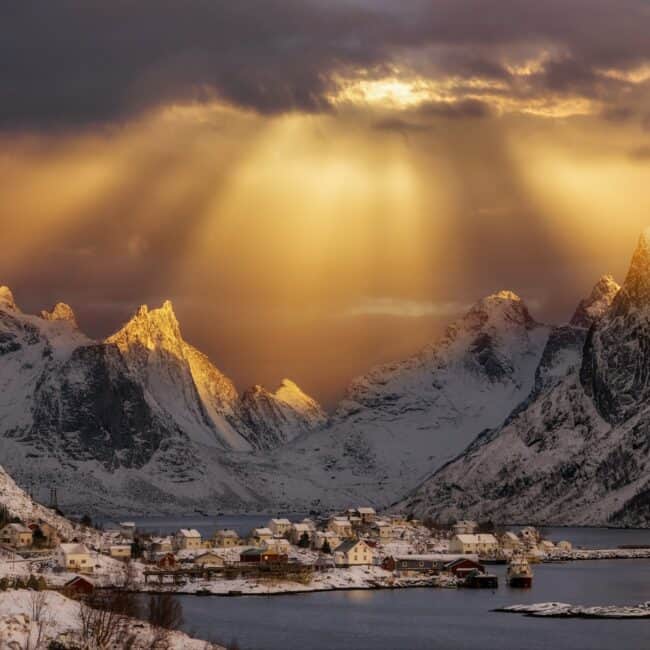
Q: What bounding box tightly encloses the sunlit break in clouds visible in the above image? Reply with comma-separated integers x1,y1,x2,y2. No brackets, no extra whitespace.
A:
2,0,650,404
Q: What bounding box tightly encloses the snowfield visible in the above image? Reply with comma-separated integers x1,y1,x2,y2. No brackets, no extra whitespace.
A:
0,590,223,648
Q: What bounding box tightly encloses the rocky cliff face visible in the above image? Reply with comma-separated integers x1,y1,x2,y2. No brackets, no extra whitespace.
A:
0,290,326,512
581,232,650,424
402,236,650,527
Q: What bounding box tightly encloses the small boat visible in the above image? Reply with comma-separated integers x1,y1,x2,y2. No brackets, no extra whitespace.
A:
507,555,533,588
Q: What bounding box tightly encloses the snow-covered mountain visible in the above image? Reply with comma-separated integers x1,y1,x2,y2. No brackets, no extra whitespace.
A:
402,233,650,527
0,291,326,512
3,230,650,522
254,290,552,510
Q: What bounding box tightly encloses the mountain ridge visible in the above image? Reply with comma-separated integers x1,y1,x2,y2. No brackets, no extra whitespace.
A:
401,231,650,527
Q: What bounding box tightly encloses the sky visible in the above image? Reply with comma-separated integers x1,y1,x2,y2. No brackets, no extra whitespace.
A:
2,1,650,406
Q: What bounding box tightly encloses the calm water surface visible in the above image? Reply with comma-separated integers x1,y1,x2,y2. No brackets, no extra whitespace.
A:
178,560,650,650
118,518,650,649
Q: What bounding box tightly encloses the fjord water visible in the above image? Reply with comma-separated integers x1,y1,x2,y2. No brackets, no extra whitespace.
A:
179,559,650,650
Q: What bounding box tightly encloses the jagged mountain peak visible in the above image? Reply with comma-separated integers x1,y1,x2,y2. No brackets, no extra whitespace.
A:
448,289,537,340
274,378,326,413
107,299,182,353
0,285,18,311
621,227,650,305
41,302,78,327
570,274,620,328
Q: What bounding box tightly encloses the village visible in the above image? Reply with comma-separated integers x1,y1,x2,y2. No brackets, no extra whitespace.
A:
3,506,650,601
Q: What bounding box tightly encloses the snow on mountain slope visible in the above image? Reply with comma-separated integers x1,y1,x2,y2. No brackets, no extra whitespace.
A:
106,301,326,451
254,291,551,510
0,289,326,514
402,236,650,527
239,380,328,450
0,463,95,543
107,302,244,450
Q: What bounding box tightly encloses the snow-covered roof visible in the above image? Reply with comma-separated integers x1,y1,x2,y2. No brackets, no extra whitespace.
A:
1,523,31,533
177,529,201,538
214,529,238,537
334,539,370,554
253,528,273,536
357,507,376,515
292,523,311,532
59,543,90,555
270,518,291,525
330,517,351,525
195,551,226,560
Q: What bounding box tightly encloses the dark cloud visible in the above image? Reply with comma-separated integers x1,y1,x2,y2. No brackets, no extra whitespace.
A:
418,99,493,119
2,1,650,128
372,117,430,133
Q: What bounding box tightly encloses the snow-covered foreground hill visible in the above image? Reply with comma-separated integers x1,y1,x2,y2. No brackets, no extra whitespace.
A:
403,233,650,527
0,590,223,649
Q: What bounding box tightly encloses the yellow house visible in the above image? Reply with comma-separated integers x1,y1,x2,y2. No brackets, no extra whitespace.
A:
356,507,376,524
251,528,274,544
333,540,374,567
57,543,93,574
314,531,341,551
373,521,393,540
328,517,354,539
175,529,202,550
449,534,499,556
213,530,239,547
268,519,292,536
194,552,226,568
0,523,33,548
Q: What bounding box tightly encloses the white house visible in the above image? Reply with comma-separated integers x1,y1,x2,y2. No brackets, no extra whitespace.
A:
0,523,33,548
213,530,239,547
453,520,479,535
268,519,292,536
500,532,522,551
449,534,498,556
251,528,274,544
194,552,226,568
356,507,376,524
313,531,341,551
57,543,93,574
333,540,374,567
290,523,313,545
175,529,202,550
263,538,292,554
372,521,393,540
328,517,354,538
